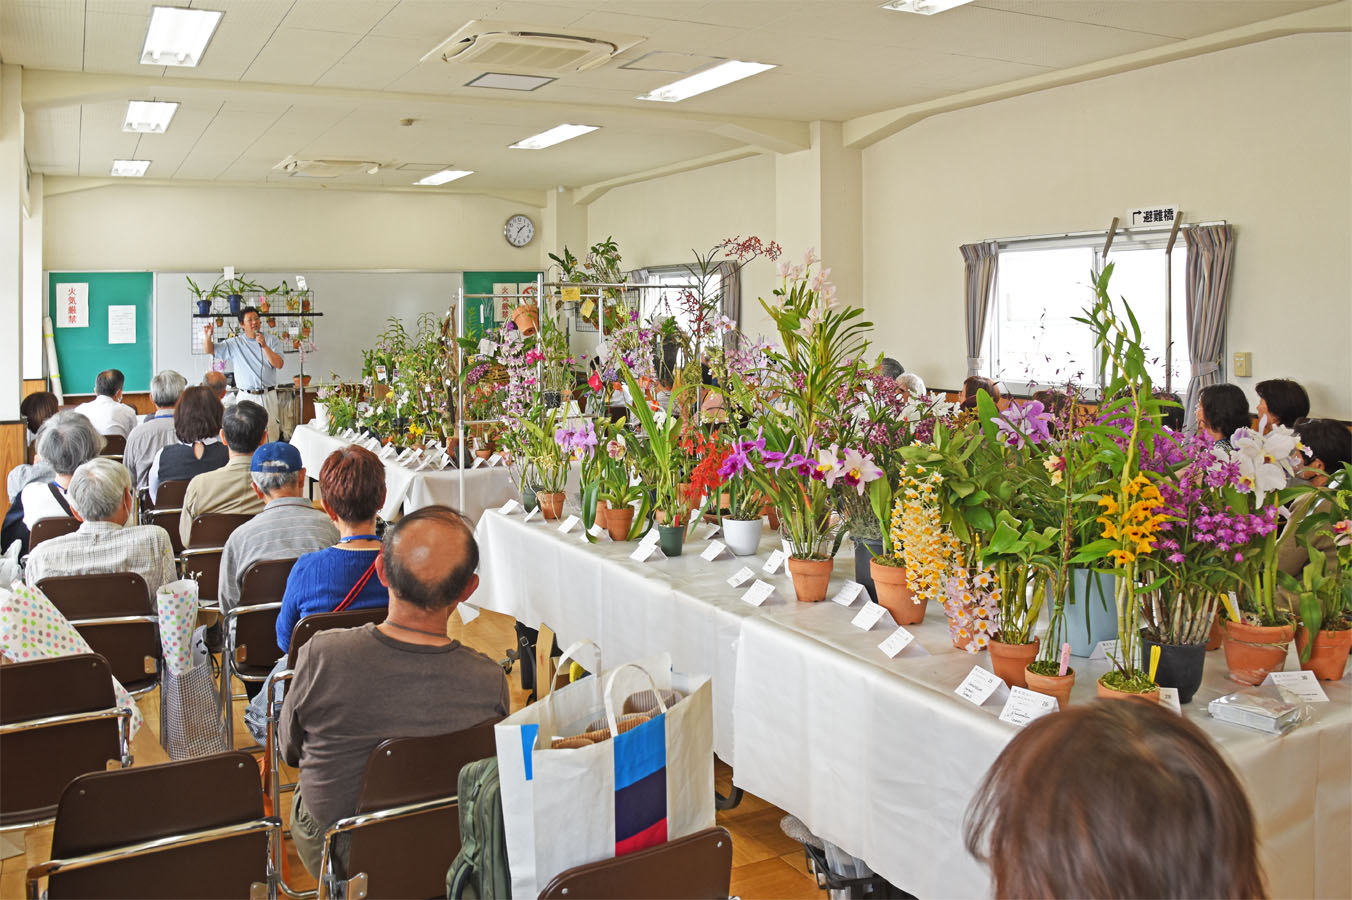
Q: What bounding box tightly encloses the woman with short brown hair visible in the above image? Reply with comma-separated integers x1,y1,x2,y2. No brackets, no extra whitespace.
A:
965,700,1265,899
149,385,227,501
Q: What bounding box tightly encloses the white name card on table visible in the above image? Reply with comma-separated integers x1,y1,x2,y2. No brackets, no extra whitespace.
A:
364,438,383,452
523,505,540,523
436,454,455,470
378,444,399,460
727,566,755,588
762,549,787,575
1263,670,1329,703
955,666,1008,707
498,499,520,515
743,580,776,607
413,453,438,472
471,456,486,469
1088,639,1119,661
630,542,658,562
396,448,416,462
701,541,727,562
850,602,889,631
457,603,481,625
998,686,1059,727
781,539,792,556
831,581,865,607
878,626,916,659
488,453,503,467
584,523,607,541
557,515,580,534
701,523,721,541
1158,687,1182,714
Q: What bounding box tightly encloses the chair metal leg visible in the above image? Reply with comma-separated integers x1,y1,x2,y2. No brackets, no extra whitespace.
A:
219,649,235,750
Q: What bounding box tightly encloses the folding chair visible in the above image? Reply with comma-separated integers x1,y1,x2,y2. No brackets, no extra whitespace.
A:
0,654,134,833
25,751,280,899
537,827,735,900
219,558,296,746
316,719,502,900
36,573,161,696
29,516,80,550
143,479,189,556
182,513,255,606
99,433,127,462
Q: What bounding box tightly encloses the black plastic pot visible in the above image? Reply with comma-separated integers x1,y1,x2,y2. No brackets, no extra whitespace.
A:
1140,632,1208,704
853,538,884,603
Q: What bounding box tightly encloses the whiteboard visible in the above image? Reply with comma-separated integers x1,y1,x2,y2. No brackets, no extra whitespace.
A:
154,271,463,385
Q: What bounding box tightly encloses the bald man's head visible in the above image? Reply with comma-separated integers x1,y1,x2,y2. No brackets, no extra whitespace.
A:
380,506,478,610
203,370,228,399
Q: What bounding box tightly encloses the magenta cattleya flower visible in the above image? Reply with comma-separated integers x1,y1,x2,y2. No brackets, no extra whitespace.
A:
994,400,1055,450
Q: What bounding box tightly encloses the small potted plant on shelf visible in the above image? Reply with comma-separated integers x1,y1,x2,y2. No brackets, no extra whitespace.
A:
186,275,225,316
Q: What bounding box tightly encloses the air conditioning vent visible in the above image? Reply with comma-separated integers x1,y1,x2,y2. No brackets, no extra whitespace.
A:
421,20,644,74
273,157,379,179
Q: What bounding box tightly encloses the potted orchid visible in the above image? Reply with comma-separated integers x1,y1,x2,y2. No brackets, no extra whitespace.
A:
1281,462,1352,679
619,366,692,556
594,424,648,542
717,428,772,556
517,406,571,519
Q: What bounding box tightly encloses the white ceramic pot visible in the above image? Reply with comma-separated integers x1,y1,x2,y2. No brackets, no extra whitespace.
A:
312,402,329,433
721,516,765,557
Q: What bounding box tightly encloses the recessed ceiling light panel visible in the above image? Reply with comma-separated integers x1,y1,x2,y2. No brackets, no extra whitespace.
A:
509,124,599,150
123,100,179,133
110,159,151,177
620,51,723,74
414,169,474,186
466,72,556,91
141,6,223,67
637,60,775,103
881,0,975,14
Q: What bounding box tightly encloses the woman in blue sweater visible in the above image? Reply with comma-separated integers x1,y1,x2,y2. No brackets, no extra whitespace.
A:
276,445,390,652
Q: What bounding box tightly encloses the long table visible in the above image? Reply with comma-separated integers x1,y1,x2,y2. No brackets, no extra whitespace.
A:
290,423,521,521
474,506,1351,899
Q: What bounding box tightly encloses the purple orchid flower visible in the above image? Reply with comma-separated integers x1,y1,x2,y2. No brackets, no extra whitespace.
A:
994,400,1055,450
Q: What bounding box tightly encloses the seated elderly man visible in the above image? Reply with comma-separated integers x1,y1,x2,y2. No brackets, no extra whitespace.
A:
219,442,338,615
25,457,176,597
73,369,140,438
179,400,268,546
279,505,509,877
124,369,188,491
203,370,235,407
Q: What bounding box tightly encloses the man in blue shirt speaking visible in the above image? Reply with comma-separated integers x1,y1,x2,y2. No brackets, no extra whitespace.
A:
204,306,285,440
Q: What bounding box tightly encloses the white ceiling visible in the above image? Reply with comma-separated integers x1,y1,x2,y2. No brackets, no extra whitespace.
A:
3,0,1339,193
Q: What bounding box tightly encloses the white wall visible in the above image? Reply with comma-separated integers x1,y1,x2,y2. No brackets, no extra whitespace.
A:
586,154,782,340
862,33,1352,417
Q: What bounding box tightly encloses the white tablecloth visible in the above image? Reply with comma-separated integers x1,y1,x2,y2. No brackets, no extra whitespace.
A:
290,423,519,522
474,508,1351,898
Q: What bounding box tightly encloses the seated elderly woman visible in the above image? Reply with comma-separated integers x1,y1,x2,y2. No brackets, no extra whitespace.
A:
960,376,1001,410
25,457,177,598
1255,378,1310,433
7,391,60,503
148,384,227,503
19,411,104,530
897,372,926,402
1195,383,1251,451
275,445,391,653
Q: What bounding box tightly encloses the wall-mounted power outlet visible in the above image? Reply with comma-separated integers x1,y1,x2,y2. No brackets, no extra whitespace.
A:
1233,351,1252,377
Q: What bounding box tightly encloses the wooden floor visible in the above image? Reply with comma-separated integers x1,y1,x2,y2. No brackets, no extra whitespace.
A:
0,608,819,899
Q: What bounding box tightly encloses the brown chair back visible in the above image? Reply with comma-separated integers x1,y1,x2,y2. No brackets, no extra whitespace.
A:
343,720,502,898
537,827,734,900
36,574,160,693
30,516,80,549
153,480,189,508
147,480,189,556
99,434,127,457
188,513,253,548
47,751,269,899
230,558,297,676
287,608,387,668
0,654,123,828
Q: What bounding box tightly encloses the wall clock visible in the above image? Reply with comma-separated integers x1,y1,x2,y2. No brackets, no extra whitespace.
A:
504,214,535,247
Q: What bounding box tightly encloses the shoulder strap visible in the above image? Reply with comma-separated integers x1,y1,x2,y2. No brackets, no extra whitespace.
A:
334,558,378,612
47,483,73,516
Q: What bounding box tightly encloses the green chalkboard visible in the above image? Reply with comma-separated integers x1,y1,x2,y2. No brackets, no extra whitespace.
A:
49,272,154,394
462,271,541,341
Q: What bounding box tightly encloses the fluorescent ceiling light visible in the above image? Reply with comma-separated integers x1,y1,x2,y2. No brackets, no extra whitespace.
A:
637,60,774,102
141,6,223,67
881,0,975,14
509,124,599,150
414,168,474,186
110,159,151,177
466,72,555,91
122,100,179,133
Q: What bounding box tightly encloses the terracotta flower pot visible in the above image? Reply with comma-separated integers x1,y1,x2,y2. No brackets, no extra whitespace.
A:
759,499,779,531
1095,676,1161,704
595,499,609,530
537,491,565,520
989,637,1041,689
1025,667,1075,710
1206,616,1225,651
870,560,925,625
787,557,833,604
511,303,540,336
1222,619,1295,685
606,505,635,542
474,447,493,460
1296,626,1352,681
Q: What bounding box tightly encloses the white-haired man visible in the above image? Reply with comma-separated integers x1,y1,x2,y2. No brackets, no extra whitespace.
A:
124,369,188,491
25,457,176,598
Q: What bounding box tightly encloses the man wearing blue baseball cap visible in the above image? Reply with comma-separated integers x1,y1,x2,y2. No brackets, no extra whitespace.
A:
219,441,338,623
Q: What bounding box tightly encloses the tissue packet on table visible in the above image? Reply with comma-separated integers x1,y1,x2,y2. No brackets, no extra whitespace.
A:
1208,686,1306,735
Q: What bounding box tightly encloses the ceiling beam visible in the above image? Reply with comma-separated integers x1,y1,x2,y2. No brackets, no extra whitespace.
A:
41,174,547,207
710,121,811,155
844,1,1352,150
572,147,765,205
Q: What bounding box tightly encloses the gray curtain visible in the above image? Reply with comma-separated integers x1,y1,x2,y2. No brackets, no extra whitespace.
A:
719,262,741,348
961,241,999,376
1181,224,1236,433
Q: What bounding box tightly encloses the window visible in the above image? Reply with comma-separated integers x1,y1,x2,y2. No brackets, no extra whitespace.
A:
987,235,1188,393
634,265,734,344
